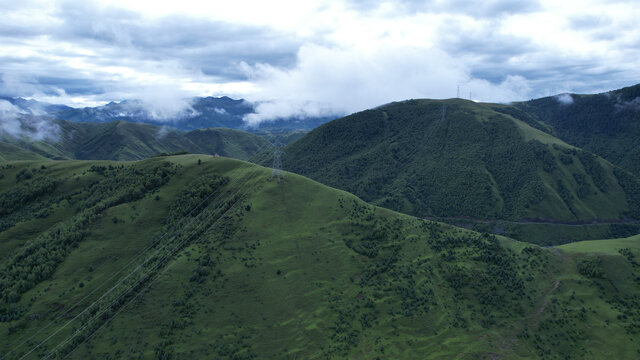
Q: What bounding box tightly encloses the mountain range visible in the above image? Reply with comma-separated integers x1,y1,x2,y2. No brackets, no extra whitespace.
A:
1,84,640,359
1,95,333,131
0,117,271,161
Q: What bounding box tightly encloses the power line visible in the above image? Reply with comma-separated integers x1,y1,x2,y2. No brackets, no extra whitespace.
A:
46,186,252,360
8,145,276,360
60,182,255,359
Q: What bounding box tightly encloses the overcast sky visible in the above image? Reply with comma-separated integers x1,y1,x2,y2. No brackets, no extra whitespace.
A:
1,0,639,123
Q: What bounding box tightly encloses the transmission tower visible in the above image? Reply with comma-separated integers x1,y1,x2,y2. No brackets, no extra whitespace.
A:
270,143,284,182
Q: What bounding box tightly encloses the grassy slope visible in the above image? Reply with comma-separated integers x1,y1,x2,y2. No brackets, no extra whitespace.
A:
0,156,639,359
73,121,202,160
558,233,640,254
184,127,272,160
0,142,46,161
283,99,638,224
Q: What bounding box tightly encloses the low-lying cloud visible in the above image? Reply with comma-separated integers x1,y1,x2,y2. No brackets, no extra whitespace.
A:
0,100,60,141
555,93,574,105
241,44,532,126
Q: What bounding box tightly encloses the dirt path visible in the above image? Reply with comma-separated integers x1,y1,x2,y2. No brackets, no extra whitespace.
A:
486,248,569,358
533,280,561,319
531,249,568,323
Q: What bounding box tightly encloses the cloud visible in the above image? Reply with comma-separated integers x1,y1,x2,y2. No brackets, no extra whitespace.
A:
555,93,574,105
0,0,639,120
135,86,200,121
614,96,640,112
0,100,60,141
346,0,541,18
240,44,532,125
0,1,299,106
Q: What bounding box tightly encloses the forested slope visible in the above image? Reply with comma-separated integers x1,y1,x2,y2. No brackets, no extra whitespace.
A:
283,99,640,224
515,84,640,177
0,118,270,161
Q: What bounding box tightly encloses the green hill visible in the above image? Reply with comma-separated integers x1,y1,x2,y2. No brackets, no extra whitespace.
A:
283,99,640,227
0,156,639,359
0,142,46,161
0,118,270,161
184,127,271,160
514,84,640,177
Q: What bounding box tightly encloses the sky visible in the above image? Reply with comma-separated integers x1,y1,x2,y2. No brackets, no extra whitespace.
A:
1,0,639,124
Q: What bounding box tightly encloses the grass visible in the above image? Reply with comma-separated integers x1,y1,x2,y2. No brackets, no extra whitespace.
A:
557,233,640,254
1,156,639,359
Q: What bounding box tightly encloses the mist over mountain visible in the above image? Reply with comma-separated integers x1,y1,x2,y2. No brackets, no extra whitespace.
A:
0,95,335,132
0,116,270,161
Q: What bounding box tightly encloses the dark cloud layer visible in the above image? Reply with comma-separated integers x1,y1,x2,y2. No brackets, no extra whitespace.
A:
0,0,638,123
0,1,301,101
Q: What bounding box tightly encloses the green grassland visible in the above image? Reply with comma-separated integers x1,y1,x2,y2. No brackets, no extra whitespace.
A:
558,234,640,254
435,219,640,247
1,156,639,359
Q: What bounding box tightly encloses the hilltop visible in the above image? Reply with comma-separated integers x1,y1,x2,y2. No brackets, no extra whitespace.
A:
284,99,640,221
0,156,638,359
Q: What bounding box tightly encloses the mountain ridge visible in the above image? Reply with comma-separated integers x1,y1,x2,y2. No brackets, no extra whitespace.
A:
0,117,271,161
281,98,640,244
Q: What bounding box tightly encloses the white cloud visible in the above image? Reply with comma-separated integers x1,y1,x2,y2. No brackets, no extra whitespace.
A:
0,100,60,141
241,44,532,125
1,0,639,123
555,93,574,105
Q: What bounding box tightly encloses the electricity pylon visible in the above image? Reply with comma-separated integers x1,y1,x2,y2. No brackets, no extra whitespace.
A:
270,143,284,183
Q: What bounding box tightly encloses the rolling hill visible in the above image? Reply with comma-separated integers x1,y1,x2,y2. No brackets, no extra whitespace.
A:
0,156,639,359
284,99,640,222
281,99,640,244
514,83,640,177
0,117,271,161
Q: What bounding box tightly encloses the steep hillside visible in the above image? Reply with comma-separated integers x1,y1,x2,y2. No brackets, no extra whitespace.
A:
73,121,202,160
515,84,640,176
284,99,640,225
184,127,271,160
0,117,271,161
0,156,639,359
0,142,46,161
